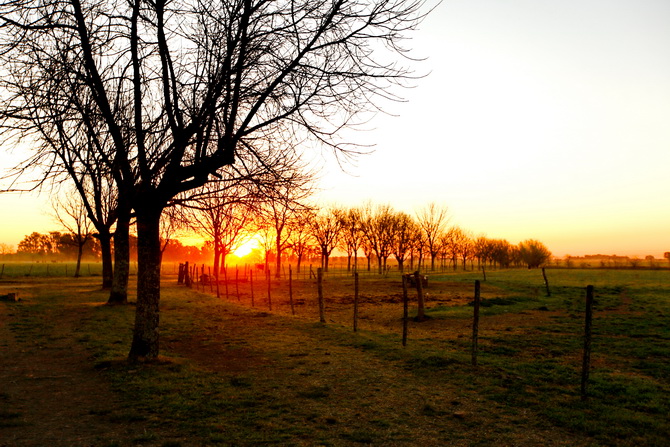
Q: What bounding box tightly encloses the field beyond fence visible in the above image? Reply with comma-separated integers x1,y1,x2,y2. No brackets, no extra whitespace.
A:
1,266,669,446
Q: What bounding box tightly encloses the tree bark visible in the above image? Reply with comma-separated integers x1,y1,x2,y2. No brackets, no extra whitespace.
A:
275,234,282,279
128,205,163,361
108,209,130,305
415,270,426,321
97,230,113,289
74,241,84,278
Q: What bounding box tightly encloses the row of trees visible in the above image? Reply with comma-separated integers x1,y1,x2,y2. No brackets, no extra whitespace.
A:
0,0,430,360
16,232,100,259
180,199,552,276
10,231,214,265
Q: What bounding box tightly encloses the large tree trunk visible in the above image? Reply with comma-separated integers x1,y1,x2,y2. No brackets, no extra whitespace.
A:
213,238,222,299
97,230,113,289
74,242,84,278
108,209,130,305
275,234,282,279
213,238,221,279
128,205,163,361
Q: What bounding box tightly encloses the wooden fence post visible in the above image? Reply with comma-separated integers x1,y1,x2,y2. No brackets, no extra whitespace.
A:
223,266,230,300
472,280,481,367
317,267,325,323
250,270,255,307
353,272,359,332
177,263,184,284
235,266,240,302
185,261,191,287
542,267,551,297
414,270,426,321
289,265,295,315
581,285,595,401
402,274,409,347
208,266,213,293
215,264,221,299
267,268,272,311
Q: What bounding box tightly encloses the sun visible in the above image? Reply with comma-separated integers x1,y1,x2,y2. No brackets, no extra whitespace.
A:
232,239,258,258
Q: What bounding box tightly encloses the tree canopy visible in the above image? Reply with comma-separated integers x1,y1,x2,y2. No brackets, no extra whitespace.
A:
0,0,431,360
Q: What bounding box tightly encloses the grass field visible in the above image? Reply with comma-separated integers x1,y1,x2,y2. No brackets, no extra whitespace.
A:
1,267,668,446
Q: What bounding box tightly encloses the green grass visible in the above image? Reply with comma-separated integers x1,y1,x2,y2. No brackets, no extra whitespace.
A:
0,261,109,278
3,268,670,446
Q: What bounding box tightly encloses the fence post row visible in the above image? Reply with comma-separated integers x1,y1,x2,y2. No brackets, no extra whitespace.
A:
171,262,596,403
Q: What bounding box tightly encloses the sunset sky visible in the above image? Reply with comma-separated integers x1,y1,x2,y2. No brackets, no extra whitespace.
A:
1,0,669,258
317,0,670,258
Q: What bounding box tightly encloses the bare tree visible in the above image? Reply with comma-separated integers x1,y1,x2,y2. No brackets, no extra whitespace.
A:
458,229,474,271
339,207,364,273
310,207,343,272
362,204,396,274
52,192,93,277
184,180,256,291
286,210,316,274
518,239,552,269
0,0,430,360
416,203,449,271
259,166,314,279
390,211,417,273
473,235,491,270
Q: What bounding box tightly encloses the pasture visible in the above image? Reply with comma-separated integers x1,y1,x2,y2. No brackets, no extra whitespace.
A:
0,267,668,446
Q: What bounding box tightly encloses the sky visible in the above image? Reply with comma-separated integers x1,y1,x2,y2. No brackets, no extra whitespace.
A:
1,0,669,258
316,0,670,258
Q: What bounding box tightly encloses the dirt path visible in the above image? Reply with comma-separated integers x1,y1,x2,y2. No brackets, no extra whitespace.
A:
0,291,154,447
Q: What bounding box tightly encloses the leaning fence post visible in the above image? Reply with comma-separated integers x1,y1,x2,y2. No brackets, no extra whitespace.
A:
472,280,481,367
581,285,595,401
317,267,325,323
414,270,426,321
542,267,551,297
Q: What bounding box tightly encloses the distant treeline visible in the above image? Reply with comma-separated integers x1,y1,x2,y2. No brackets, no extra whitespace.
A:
552,254,667,269
1,231,212,264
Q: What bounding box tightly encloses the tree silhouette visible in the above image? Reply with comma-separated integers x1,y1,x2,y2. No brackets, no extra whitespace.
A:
519,239,552,269
0,0,430,360
416,203,449,271
52,193,93,277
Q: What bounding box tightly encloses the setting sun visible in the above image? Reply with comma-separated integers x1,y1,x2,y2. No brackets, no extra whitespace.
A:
232,238,258,258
